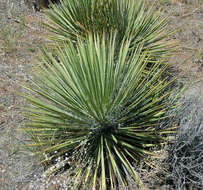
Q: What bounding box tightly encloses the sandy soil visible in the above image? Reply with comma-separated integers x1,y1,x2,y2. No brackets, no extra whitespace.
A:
0,1,202,190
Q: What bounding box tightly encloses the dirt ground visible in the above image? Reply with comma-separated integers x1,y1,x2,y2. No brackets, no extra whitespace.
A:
0,0,202,190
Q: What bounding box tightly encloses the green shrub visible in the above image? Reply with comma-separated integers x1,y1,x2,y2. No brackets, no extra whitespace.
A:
45,0,175,57
21,34,181,189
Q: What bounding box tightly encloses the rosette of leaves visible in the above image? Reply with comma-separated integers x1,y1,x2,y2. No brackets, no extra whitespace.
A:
21,34,180,189
45,0,175,57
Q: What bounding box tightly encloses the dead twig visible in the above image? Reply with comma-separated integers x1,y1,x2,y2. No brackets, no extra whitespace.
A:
181,7,202,18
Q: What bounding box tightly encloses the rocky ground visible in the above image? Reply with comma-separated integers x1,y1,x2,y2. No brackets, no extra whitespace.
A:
0,0,202,190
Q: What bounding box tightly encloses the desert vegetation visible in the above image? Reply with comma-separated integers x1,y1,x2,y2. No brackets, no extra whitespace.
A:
44,0,175,57
0,0,202,190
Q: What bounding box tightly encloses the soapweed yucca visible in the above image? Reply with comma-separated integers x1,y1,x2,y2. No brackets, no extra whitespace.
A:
22,34,180,189
45,0,174,57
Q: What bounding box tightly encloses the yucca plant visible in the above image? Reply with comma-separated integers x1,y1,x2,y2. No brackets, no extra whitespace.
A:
21,34,180,189
44,0,175,57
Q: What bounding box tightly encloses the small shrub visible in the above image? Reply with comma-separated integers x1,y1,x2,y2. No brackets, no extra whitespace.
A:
170,95,203,190
0,16,24,54
21,34,181,189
